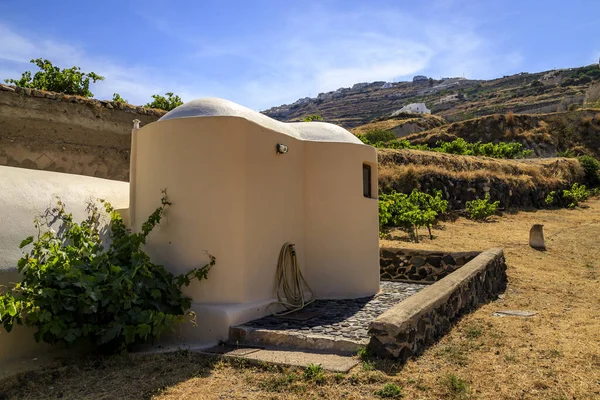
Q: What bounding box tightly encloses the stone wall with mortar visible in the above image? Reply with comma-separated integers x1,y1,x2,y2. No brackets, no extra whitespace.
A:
368,248,507,360
380,248,480,282
0,84,165,181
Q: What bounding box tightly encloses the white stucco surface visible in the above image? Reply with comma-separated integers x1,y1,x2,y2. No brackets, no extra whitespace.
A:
0,166,129,273
133,111,379,345
159,98,362,144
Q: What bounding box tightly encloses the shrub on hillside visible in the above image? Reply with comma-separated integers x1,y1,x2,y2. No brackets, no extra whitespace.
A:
465,194,499,221
144,92,183,111
563,183,590,208
0,192,215,353
112,93,127,103
4,58,104,98
578,155,600,186
302,114,323,122
358,129,397,145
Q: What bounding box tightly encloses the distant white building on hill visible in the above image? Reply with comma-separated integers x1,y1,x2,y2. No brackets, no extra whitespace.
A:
393,102,431,115
381,82,393,89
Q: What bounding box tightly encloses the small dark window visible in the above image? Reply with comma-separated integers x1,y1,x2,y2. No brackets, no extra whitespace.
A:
363,164,372,198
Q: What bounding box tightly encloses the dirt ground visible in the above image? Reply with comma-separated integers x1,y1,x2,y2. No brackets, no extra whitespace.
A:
1,199,599,399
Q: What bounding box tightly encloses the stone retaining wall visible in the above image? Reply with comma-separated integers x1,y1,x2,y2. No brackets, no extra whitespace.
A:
380,248,480,282
368,248,506,360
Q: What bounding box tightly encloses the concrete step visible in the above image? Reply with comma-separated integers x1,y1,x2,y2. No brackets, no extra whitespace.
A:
195,343,359,372
229,325,366,355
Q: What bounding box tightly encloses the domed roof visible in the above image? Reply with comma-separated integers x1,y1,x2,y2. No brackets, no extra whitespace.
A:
158,98,363,144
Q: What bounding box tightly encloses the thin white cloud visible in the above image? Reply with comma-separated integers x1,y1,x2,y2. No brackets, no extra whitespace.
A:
0,3,524,111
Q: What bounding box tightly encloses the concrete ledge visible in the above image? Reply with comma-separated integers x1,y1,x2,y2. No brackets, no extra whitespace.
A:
368,248,507,360
229,326,364,355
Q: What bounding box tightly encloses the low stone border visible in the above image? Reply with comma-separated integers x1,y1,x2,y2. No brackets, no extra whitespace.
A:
380,248,480,282
229,328,363,354
368,248,507,360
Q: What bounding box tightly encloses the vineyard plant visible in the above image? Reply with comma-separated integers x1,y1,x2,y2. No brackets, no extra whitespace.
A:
465,194,500,221
379,189,448,242
0,191,215,353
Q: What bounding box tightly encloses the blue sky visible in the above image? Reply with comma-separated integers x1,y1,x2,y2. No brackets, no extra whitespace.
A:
1,0,598,110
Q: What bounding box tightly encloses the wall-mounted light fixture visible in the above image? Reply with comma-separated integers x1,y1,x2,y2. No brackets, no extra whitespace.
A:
276,144,289,155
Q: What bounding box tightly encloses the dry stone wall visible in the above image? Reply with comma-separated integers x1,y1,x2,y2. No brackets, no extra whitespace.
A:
369,248,507,360
380,248,480,282
0,84,165,181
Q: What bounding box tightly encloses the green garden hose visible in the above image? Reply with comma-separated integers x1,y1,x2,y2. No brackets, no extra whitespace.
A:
273,242,314,315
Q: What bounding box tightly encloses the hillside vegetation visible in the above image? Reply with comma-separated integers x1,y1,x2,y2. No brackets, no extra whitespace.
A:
354,109,600,158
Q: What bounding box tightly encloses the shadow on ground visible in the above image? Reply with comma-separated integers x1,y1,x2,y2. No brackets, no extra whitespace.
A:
0,351,220,400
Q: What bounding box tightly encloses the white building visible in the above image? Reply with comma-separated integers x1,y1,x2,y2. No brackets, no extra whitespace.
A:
0,97,380,361
392,103,431,115
381,82,393,89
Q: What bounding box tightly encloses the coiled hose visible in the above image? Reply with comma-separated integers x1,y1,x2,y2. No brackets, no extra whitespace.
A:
274,242,314,315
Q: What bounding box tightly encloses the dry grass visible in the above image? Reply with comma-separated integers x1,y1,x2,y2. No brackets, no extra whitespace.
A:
1,200,600,399
351,114,446,135
351,118,421,135
505,110,515,126
377,148,583,194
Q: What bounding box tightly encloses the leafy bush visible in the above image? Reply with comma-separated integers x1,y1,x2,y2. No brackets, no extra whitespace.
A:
563,182,590,208
374,383,403,398
545,191,556,206
0,192,215,353
144,92,183,111
379,189,448,242
112,93,127,103
302,114,323,122
5,58,104,98
578,155,600,186
465,193,499,221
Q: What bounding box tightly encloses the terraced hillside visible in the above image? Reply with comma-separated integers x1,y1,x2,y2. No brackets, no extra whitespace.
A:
353,109,600,158
262,64,599,128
